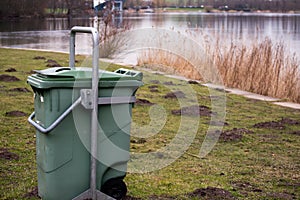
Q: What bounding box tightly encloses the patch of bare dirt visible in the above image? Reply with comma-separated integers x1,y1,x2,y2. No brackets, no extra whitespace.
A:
0,74,20,82
209,121,229,126
187,80,199,84
136,98,155,106
148,85,159,93
253,118,300,130
5,110,27,117
231,181,262,193
187,187,237,200
265,192,296,200
219,128,253,142
150,80,160,84
23,186,39,198
163,81,176,86
46,59,62,67
289,131,300,136
130,138,147,144
5,67,17,72
33,56,46,60
148,85,158,89
164,91,186,99
171,105,213,117
9,87,30,92
0,148,19,160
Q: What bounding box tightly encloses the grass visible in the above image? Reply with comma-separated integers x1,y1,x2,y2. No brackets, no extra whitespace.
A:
137,31,300,104
0,48,300,199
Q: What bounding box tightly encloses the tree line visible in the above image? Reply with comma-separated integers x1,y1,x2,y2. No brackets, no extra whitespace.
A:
144,0,300,12
0,0,299,19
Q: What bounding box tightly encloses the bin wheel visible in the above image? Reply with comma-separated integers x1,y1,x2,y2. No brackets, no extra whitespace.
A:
101,178,127,200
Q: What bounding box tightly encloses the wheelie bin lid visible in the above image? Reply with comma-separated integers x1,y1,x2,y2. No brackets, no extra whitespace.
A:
27,67,143,89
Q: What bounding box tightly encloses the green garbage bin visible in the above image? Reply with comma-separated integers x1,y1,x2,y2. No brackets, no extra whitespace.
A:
28,27,143,200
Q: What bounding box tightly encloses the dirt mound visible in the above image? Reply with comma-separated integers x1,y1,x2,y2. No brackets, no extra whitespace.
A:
130,138,147,144
23,186,39,198
0,148,19,160
172,105,212,117
188,80,199,84
266,192,295,200
33,56,46,60
253,118,300,129
9,87,30,92
0,74,20,82
5,67,17,72
288,130,300,136
209,121,229,126
163,81,175,85
136,98,155,106
46,59,62,67
231,181,262,193
164,91,185,99
187,187,236,200
5,110,27,117
219,128,253,142
150,80,160,84
148,85,159,93
148,85,158,89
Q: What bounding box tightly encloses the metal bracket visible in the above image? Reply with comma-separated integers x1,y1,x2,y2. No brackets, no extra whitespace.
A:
81,89,94,109
72,189,115,200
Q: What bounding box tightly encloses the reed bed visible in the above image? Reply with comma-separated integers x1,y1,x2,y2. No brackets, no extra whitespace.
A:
137,31,300,103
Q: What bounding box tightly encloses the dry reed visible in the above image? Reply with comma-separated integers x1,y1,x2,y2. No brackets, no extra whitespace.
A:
137,31,300,103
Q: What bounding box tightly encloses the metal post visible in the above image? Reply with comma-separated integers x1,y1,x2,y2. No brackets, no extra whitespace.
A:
70,26,115,200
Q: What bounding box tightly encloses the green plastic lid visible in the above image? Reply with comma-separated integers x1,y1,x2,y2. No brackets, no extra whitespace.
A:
28,67,143,89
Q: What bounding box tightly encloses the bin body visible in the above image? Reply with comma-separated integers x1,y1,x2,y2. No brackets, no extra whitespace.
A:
28,67,142,200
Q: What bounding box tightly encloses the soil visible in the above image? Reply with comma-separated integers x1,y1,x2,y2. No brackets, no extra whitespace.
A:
220,128,253,142
186,187,236,200
231,181,262,193
130,138,147,144
148,85,159,92
148,85,158,89
150,89,159,92
23,186,39,198
5,67,17,72
46,59,62,67
0,148,19,160
9,87,30,92
265,192,296,200
0,74,20,82
33,56,46,60
289,130,300,136
187,80,199,84
209,121,229,126
150,80,160,84
163,81,176,86
136,98,155,106
5,110,27,117
253,118,300,129
171,105,212,117
164,91,186,99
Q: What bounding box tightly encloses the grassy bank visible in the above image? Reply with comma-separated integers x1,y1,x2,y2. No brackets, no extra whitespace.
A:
0,48,299,199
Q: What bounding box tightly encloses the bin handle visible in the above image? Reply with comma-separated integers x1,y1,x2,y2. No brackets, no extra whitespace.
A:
69,26,99,69
28,97,82,134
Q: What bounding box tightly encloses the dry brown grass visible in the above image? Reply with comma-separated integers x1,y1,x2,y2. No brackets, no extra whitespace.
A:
137,31,300,103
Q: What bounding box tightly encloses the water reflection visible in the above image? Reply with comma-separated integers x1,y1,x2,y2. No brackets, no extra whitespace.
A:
0,13,299,57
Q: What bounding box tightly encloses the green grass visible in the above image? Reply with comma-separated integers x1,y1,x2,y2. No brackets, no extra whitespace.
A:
0,48,299,199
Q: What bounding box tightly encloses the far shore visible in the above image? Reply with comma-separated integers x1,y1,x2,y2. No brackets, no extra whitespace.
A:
1,8,300,20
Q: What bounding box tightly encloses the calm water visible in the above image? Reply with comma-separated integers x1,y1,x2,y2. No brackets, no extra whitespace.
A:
0,13,299,59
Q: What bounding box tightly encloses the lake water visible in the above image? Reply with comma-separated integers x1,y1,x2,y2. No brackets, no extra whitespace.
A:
0,13,299,62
